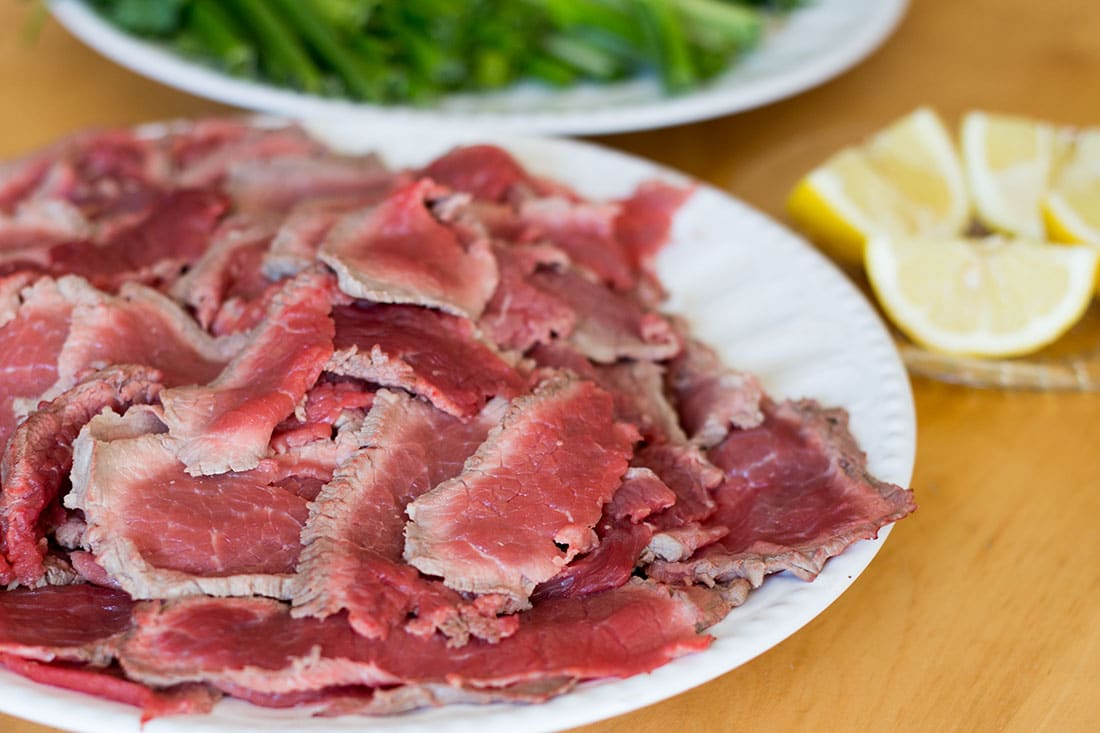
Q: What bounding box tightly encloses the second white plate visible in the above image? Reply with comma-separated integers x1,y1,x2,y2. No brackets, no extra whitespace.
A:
50,0,908,135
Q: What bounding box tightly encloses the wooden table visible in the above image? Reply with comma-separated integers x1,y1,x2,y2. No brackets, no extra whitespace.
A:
2,1,1098,730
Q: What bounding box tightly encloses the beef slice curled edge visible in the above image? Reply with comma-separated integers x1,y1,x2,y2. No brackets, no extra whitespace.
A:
403,373,640,608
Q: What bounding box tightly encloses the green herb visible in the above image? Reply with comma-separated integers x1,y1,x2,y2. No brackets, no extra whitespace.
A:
88,0,806,103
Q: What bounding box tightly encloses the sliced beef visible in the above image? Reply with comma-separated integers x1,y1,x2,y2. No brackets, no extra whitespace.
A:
207,279,285,336
172,121,325,188
519,197,637,290
120,580,710,696
531,519,652,602
532,467,677,602
47,189,229,291
226,153,396,212
668,332,764,447
614,180,693,271
0,198,91,252
293,391,515,644
271,378,375,452
529,267,681,363
69,551,119,589
0,278,74,454
263,197,365,279
649,400,918,587
0,151,53,211
478,243,575,352
326,303,525,419
606,467,677,524
43,278,237,405
169,215,275,329
404,374,640,606
216,677,572,716
597,359,687,444
633,442,724,532
0,585,133,665
68,410,312,599
421,145,536,203
319,179,498,319
0,365,162,586
645,523,730,563
0,654,219,722
0,271,37,327
160,271,336,475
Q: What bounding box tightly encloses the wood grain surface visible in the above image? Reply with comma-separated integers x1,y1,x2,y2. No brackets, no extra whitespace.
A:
1,1,1098,731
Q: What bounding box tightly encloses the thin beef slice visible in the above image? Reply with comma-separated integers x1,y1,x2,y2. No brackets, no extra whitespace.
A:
649,400,918,588
319,178,498,319
160,270,336,475
404,374,640,606
478,243,575,352
120,580,711,698
667,331,764,447
40,277,238,405
528,266,681,363
67,408,314,600
0,278,73,454
293,390,515,644
47,189,229,291
0,365,162,586
0,584,133,665
326,303,525,419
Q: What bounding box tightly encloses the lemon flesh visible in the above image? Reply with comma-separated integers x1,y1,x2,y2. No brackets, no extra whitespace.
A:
1043,129,1100,247
788,108,969,266
962,111,1062,239
865,235,1098,357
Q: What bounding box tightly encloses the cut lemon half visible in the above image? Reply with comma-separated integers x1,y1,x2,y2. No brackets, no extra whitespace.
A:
865,235,1099,357
788,107,969,266
1043,128,1100,247
961,111,1065,238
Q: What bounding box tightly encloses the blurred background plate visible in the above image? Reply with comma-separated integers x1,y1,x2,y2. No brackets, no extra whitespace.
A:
49,0,908,135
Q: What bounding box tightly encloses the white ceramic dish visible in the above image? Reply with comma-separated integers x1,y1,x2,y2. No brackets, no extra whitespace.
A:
49,0,909,135
0,127,917,732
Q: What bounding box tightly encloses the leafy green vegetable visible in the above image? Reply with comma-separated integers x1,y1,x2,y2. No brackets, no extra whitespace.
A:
88,0,805,103
94,0,188,35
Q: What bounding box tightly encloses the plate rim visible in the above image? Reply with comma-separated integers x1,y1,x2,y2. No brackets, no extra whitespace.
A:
47,0,909,135
0,126,916,733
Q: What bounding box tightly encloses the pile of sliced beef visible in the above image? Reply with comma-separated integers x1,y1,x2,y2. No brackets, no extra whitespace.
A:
0,121,916,720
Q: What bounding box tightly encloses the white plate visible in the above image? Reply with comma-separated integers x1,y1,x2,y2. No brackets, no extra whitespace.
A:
49,0,909,135
0,128,916,733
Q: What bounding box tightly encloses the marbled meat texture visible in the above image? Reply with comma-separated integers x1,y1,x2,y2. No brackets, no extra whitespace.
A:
0,365,162,586
160,271,336,476
649,400,918,587
68,410,314,599
478,243,575,352
0,584,134,665
0,278,74,453
326,302,525,419
528,267,681,363
293,391,515,644
319,178,498,319
45,277,237,403
47,189,229,291
404,374,640,605
667,333,764,447
120,581,711,696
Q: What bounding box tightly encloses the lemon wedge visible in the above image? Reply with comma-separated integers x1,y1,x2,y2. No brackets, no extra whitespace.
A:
864,234,1098,357
788,108,969,265
1043,128,1100,247
961,111,1066,238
